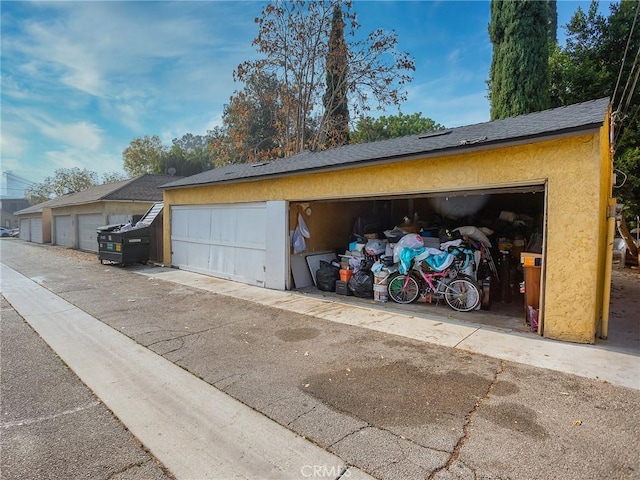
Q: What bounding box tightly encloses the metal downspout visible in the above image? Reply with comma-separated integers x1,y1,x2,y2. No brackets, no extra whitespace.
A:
600,108,617,340
600,199,616,340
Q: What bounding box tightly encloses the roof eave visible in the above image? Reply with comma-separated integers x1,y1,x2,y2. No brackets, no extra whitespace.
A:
162,122,604,191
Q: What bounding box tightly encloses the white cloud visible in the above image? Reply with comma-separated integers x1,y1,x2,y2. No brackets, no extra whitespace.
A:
34,118,104,152
0,74,32,101
44,147,124,178
0,129,28,158
12,2,256,98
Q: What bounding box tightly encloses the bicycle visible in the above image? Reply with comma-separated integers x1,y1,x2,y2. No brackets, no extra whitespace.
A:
387,250,481,312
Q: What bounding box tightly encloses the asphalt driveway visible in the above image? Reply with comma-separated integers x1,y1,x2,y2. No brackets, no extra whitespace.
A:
1,240,639,480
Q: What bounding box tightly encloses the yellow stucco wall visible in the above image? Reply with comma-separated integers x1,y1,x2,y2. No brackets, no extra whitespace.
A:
163,130,609,343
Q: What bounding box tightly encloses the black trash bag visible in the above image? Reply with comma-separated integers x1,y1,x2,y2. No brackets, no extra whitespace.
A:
316,260,340,292
348,270,374,298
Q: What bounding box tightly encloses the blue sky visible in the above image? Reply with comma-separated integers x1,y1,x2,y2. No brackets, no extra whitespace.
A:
1,0,615,186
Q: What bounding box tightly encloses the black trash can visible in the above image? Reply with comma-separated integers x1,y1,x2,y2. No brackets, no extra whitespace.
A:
97,224,150,266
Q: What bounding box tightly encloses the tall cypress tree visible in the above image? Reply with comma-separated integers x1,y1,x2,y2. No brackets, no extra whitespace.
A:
323,4,350,148
488,0,552,120
547,0,558,45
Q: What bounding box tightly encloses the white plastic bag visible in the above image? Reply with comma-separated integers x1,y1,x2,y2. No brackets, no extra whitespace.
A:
298,213,310,238
292,226,306,254
392,234,424,263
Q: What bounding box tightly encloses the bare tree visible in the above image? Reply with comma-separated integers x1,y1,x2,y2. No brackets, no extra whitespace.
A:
235,0,415,155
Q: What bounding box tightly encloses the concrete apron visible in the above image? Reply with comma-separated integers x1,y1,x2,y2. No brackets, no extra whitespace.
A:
0,264,374,480
140,268,639,391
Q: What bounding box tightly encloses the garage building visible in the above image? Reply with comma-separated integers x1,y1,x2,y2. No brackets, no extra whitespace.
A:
161,98,615,344
17,174,174,256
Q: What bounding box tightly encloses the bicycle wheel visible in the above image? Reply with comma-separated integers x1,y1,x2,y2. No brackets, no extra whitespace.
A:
387,274,420,304
443,276,481,312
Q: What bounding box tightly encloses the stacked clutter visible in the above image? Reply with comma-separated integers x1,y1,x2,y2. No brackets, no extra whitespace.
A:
313,208,541,314
110,219,150,233
327,224,493,304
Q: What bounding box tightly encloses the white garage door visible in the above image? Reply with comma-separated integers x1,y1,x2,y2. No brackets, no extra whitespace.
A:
19,218,30,241
54,215,73,247
171,202,287,289
78,214,104,252
29,218,43,244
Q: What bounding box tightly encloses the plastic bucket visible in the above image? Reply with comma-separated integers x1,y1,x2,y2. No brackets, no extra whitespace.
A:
339,269,353,282
373,283,388,303
374,271,389,285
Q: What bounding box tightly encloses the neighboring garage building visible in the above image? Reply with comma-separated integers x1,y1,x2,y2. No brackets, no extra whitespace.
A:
160,98,615,344
17,174,173,253
15,198,56,244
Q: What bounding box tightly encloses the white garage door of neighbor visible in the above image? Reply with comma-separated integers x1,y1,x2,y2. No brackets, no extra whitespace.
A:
19,218,31,241
29,218,43,243
78,214,104,252
171,202,287,289
54,215,73,247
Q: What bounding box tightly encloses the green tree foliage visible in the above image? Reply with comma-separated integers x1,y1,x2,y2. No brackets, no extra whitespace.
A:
168,133,214,176
549,2,609,106
550,0,639,221
351,113,445,144
235,0,415,156
25,167,125,204
488,0,552,119
123,134,213,176
210,71,281,166
547,0,558,44
123,135,167,177
101,172,128,184
322,4,350,148
24,182,55,205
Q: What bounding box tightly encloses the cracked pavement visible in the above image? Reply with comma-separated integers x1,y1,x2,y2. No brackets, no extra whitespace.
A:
1,296,173,480
1,240,639,480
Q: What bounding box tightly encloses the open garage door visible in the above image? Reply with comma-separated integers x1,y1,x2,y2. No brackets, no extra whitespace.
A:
29,218,43,244
54,215,73,247
78,214,103,252
171,202,287,289
19,218,30,241
289,183,546,330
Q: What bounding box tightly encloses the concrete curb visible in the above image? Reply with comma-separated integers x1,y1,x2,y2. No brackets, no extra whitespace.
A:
140,268,640,391
1,263,374,480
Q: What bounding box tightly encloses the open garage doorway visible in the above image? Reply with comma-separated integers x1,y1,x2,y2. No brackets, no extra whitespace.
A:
289,184,546,333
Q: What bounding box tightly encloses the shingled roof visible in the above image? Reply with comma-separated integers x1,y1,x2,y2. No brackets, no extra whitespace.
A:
16,174,178,214
161,97,610,191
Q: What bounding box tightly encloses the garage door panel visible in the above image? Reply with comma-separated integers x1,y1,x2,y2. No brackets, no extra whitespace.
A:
188,209,212,240
171,240,188,267
30,218,43,243
211,209,237,243
239,209,267,248
108,214,130,225
231,248,265,282
189,243,211,270
171,241,208,272
210,205,266,246
172,210,190,238
54,216,72,247
171,203,272,287
19,219,30,241
78,214,103,252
